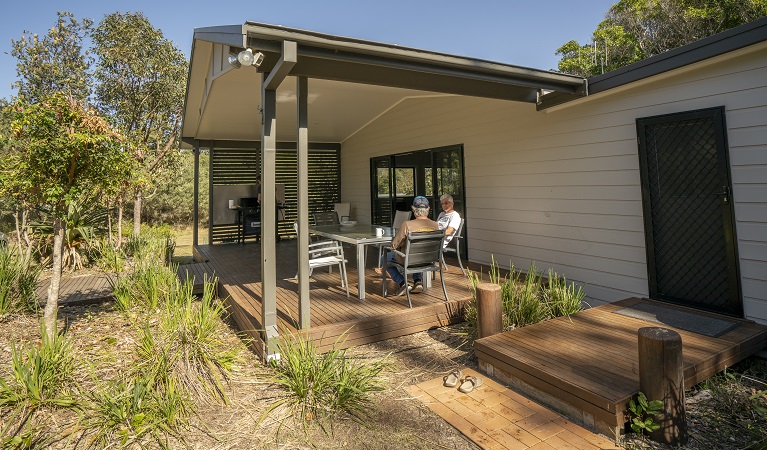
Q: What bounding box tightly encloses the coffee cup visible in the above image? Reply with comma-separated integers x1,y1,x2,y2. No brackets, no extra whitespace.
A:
376,227,384,237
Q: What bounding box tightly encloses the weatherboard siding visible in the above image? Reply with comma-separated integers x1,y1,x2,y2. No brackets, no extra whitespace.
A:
340,43,767,324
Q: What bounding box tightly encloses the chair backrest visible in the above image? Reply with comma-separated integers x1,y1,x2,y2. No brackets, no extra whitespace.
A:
404,230,445,268
392,210,412,229
313,211,339,225
334,203,351,222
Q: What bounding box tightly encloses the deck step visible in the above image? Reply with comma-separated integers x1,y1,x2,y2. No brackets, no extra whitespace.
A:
474,297,767,439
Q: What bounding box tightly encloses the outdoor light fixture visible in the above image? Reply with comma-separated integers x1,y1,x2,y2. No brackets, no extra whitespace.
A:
228,48,265,69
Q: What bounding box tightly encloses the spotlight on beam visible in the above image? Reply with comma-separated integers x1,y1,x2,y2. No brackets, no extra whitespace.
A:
228,48,265,69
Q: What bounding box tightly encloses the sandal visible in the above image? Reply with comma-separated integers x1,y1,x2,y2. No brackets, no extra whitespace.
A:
458,375,483,393
442,369,463,388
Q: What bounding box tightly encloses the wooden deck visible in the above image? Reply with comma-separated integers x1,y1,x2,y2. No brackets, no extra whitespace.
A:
182,240,474,355
37,272,114,306
474,297,767,438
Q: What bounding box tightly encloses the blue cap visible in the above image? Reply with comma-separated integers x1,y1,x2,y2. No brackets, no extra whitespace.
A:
412,196,430,208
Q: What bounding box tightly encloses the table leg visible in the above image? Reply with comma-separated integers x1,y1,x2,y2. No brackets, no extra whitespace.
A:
357,244,366,299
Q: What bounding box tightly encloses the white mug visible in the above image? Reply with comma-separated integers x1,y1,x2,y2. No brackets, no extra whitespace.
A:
376,227,384,237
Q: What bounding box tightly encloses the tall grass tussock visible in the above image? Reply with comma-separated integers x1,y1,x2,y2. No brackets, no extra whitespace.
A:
465,257,586,336
266,331,389,434
0,245,41,317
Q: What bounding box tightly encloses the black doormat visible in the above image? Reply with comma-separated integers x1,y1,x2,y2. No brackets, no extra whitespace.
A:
613,302,739,338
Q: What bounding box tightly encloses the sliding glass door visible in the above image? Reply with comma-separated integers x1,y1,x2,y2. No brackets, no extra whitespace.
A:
370,145,466,256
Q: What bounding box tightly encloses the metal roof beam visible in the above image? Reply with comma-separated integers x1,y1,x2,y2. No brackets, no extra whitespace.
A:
264,41,297,90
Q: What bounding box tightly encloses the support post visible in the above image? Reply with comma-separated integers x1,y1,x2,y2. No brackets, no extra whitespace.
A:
208,144,214,246
476,283,503,338
193,143,199,248
638,327,687,446
261,77,279,360
297,76,310,329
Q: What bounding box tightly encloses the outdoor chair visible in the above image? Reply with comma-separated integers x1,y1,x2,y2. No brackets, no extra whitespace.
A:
382,229,448,308
376,210,412,267
293,223,350,297
310,211,340,244
441,218,466,276
313,211,340,225
334,202,351,222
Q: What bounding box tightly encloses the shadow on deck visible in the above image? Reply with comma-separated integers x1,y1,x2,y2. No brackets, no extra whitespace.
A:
474,297,767,438
179,240,475,355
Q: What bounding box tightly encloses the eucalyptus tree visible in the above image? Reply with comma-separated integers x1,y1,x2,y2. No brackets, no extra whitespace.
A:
10,11,93,102
556,0,767,77
92,12,188,237
1,94,129,339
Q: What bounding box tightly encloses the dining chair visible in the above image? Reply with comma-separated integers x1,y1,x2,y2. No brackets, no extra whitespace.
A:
313,211,340,226
293,222,349,296
381,229,448,308
441,218,466,276
334,203,351,222
376,210,412,267
306,240,350,297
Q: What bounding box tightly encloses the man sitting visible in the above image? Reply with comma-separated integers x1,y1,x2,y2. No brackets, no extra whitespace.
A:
386,196,439,295
437,194,461,247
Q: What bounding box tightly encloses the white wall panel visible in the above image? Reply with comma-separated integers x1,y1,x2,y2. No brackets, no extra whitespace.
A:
340,45,767,323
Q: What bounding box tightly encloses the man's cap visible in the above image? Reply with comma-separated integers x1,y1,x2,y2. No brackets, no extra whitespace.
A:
412,196,430,208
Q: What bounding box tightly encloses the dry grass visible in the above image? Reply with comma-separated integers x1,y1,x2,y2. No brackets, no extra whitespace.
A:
0,301,481,449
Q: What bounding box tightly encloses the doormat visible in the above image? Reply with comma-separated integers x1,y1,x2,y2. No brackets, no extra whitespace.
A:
613,302,739,338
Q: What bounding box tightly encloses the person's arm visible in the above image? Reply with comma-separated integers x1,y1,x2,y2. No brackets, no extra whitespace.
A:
445,213,461,236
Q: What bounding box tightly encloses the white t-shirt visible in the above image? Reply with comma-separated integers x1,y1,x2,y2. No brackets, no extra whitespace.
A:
436,210,462,247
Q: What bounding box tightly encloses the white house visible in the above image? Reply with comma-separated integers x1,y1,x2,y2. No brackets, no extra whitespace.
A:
181,17,767,339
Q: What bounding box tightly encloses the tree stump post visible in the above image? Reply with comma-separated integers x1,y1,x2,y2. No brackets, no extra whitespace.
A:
477,283,503,338
638,327,688,446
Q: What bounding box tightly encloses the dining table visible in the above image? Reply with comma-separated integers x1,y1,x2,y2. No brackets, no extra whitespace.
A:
308,223,393,299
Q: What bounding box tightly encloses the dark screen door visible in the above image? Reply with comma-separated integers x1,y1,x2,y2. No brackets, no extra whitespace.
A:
636,107,741,316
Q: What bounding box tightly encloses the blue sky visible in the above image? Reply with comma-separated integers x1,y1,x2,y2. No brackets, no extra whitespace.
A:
0,0,616,100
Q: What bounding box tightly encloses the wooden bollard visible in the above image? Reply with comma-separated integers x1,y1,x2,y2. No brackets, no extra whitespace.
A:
477,283,503,338
638,327,687,446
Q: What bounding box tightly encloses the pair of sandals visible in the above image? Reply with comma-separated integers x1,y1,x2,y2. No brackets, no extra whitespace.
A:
443,369,483,393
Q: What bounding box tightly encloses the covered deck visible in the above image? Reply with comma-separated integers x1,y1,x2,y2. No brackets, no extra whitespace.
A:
180,240,474,355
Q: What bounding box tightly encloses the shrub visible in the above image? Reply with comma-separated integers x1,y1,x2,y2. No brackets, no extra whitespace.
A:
124,225,175,266
0,321,77,409
0,246,41,316
88,237,126,274
267,331,389,433
136,278,237,404
111,262,180,311
465,258,586,337
82,376,189,449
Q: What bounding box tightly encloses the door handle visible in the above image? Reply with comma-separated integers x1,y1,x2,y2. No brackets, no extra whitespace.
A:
715,186,730,204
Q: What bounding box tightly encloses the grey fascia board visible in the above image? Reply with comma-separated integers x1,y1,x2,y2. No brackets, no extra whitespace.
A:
588,16,767,94
242,21,586,95
192,25,248,48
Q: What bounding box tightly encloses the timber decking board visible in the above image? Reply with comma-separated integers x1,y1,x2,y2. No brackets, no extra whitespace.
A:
37,272,114,306
184,242,473,353
475,297,767,432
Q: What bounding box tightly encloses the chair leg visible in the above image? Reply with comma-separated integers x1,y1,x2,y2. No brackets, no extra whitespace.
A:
340,262,349,297
405,276,413,308
439,266,449,303
455,246,466,276
381,262,388,297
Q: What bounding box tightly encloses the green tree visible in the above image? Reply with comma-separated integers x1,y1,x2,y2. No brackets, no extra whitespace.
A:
1,94,129,339
556,0,767,77
10,11,93,102
91,12,188,237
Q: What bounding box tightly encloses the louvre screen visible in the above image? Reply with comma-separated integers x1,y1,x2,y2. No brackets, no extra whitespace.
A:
210,145,341,242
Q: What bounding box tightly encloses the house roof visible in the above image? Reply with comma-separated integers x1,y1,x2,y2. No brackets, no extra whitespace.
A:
181,22,587,147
